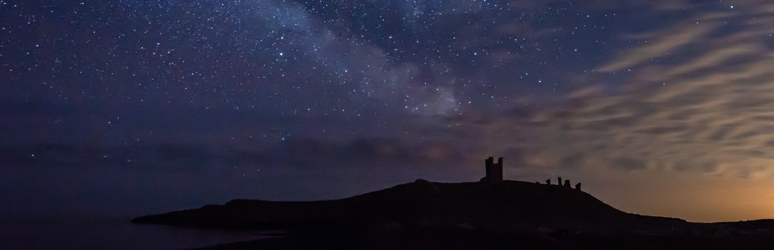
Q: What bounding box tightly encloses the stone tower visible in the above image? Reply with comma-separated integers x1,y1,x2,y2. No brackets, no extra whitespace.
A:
483,157,503,183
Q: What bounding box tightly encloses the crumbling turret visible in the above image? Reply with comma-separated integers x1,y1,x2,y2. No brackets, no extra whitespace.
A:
575,183,581,191
482,157,503,183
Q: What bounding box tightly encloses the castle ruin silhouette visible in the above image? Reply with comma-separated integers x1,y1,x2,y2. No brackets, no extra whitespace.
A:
482,157,503,183
480,157,583,190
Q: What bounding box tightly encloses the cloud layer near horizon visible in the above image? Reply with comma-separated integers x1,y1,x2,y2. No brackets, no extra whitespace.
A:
461,5,774,181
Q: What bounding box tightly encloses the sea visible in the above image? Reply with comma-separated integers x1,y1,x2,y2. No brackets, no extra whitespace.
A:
0,162,286,250
0,215,274,250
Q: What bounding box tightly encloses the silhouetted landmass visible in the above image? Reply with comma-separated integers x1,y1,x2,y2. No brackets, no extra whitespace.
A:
132,180,774,249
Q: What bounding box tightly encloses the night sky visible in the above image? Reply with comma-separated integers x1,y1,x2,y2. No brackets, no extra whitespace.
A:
3,0,774,223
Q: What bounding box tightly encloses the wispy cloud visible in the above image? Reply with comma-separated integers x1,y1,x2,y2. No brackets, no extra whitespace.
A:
467,6,774,178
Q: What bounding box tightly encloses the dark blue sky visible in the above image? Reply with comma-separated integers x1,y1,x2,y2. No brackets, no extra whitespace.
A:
3,0,774,222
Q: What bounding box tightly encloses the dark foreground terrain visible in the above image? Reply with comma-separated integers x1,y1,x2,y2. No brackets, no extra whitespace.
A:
133,180,774,249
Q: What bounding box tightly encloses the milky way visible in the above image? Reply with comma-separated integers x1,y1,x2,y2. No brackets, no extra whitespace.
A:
3,0,774,222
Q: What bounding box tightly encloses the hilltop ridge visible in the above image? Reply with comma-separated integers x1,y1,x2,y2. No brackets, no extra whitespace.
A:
132,180,685,232
132,179,774,250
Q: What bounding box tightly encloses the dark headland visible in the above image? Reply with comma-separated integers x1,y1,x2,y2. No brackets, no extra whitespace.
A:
133,158,774,249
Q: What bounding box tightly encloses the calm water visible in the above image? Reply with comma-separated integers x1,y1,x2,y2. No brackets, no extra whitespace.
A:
0,163,286,250
0,216,274,250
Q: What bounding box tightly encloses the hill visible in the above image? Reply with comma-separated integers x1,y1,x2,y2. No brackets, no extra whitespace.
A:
132,180,774,249
132,180,686,232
